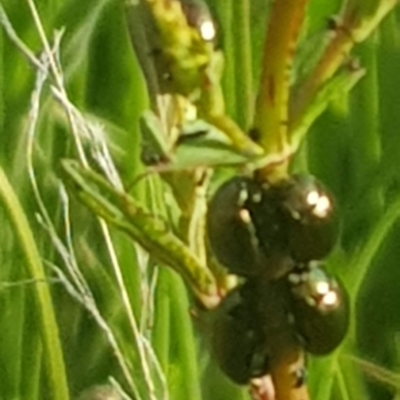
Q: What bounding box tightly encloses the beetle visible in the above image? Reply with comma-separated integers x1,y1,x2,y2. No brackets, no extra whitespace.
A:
207,174,338,278
211,277,301,385
288,262,349,355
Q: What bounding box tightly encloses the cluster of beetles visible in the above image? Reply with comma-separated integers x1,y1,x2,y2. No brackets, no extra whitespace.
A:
134,0,350,389
206,174,349,385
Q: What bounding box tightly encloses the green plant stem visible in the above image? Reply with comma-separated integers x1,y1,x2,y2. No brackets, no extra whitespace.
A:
291,0,398,125
0,25,3,139
271,352,310,400
0,165,70,400
233,0,253,130
254,0,309,171
168,270,202,400
152,268,171,372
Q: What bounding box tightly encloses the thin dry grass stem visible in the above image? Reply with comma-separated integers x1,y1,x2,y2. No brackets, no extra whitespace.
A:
99,221,161,400
12,2,167,398
52,265,140,400
25,0,88,165
25,37,92,298
109,377,135,400
42,187,139,395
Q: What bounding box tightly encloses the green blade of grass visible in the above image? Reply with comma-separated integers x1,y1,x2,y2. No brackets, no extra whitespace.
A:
212,0,236,119
168,269,202,400
0,164,69,400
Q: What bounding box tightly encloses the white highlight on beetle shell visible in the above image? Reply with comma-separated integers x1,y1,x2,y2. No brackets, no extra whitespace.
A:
306,190,331,218
239,209,251,224
293,267,341,311
322,290,338,307
238,185,249,206
315,280,330,295
199,20,216,41
311,273,339,309
252,192,262,203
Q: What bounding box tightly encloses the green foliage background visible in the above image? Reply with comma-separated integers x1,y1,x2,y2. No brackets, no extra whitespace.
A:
1,1,400,400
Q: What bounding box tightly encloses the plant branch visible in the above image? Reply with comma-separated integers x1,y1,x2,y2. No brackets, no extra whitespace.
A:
290,0,398,125
253,0,309,177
